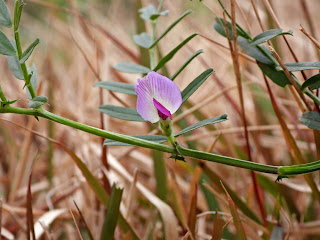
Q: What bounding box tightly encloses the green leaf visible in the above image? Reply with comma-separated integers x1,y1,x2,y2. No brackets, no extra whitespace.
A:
270,226,283,240
14,0,25,30
175,114,228,136
299,111,320,130
213,17,248,40
28,96,47,108
26,65,37,99
153,33,198,71
0,0,12,27
20,38,40,64
95,81,136,95
150,10,169,20
301,73,320,91
139,4,156,22
257,62,291,87
104,135,167,146
181,68,214,103
149,10,192,49
237,36,273,65
0,30,16,56
98,105,145,121
113,62,151,74
171,49,203,81
251,29,293,45
276,62,320,71
8,55,23,80
100,185,123,240
133,32,152,48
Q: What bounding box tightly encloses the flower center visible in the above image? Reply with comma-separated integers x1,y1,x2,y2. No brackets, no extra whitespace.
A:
153,98,172,121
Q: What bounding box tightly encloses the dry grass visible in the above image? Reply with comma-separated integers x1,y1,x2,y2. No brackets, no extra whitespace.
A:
1,0,320,239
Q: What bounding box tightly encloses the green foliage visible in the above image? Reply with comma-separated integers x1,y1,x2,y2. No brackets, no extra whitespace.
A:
104,135,167,146
8,54,24,79
153,33,198,71
98,105,145,121
0,0,12,28
100,185,123,240
299,111,320,130
14,0,25,30
20,38,40,64
181,68,214,103
176,114,228,136
148,10,192,49
213,17,248,40
28,96,47,108
113,62,151,74
301,73,320,91
95,81,136,95
133,32,152,48
170,49,203,80
26,65,37,99
0,30,16,56
276,61,320,71
257,62,291,87
251,29,293,45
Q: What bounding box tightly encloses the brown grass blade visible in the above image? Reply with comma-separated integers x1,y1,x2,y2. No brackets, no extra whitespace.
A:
27,164,36,240
221,182,247,240
74,201,94,240
69,209,84,240
211,211,224,240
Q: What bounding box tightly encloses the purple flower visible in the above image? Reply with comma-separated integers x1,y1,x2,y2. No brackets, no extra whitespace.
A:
135,72,182,123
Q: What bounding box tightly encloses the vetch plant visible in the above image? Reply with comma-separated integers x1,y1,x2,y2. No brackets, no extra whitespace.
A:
2,0,320,237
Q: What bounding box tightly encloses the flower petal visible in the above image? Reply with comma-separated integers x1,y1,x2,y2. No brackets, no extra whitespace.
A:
135,78,159,123
146,72,182,113
153,98,172,120
135,71,182,123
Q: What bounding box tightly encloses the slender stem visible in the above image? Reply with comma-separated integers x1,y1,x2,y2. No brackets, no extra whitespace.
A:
149,20,156,70
3,105,320,176
13,0,36,99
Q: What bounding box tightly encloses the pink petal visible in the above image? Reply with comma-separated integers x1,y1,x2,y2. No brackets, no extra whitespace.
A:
135,72,182,123
153,98,172,121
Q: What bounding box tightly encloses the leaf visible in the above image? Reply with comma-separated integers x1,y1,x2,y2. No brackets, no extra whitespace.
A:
276,61,320,71
104,135,167,146
98,105,145,121
150,10,169,20
28,96,47,108
20,38,40,64
301,73,320,91
100,185,123,240
139,4,156,22
0,0,12,27
237,36,273,65
181,68,214,103
270,226,284,240
213,17,248,40
95,81,136,95
212,211,224,240
175,114,228,136
153,33,198,71
221,182,247,240
257,62,291,87
133,32,152,48
8,55,23,80
14,0,25,30
113,62,151,74
299,111,320,130
171,49,203,81
251,29,293,45
26,65,37,99
0,30,16,56
149,10,192,49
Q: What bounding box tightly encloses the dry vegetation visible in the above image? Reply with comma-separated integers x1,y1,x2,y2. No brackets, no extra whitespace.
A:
1,0,320,239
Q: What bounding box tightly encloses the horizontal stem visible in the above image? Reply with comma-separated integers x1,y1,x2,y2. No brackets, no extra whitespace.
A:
2,105,320,176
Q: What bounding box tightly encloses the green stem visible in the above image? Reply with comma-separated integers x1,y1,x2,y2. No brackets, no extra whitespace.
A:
13,0,36,99
3,105,320,176
149,20,156,70
0,83,7,102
